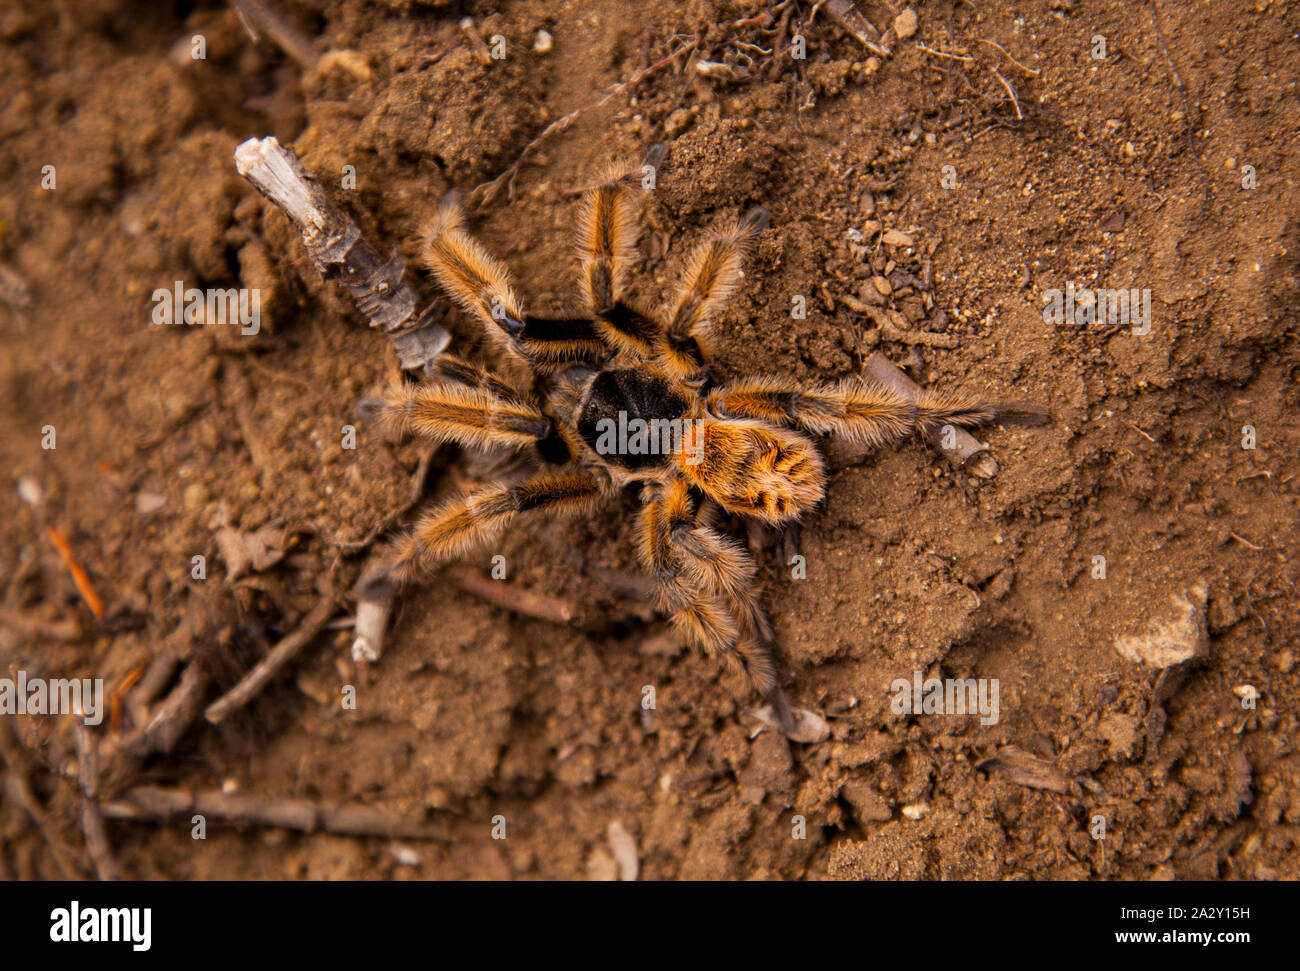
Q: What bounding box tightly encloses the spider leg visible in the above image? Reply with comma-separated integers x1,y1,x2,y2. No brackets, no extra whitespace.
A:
422,194,526,352
514,314,610,369
378,380,551,452
430,353,533,401
388,472,605,583
658,206,769,378
422,196,611,368
707,377,1035,448
575,166,662,357
638,479,779,695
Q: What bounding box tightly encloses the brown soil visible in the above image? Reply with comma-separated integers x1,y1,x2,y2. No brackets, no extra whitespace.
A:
1,0,1297,881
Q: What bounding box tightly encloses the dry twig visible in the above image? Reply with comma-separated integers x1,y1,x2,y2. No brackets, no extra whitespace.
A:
234,137,451,374
448,567,581,626
229,0,320,69
205,592,339,724
823,0,892,57
102,786,453,841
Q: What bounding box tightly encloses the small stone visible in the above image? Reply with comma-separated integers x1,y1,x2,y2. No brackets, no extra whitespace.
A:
16,475,42,506
532,29,553,54
184,482,210,510
135,491,167,515
871,275,892,296
893,8,919,40
1276,649,1293,674
1114,585,1208,668
881,229,914,248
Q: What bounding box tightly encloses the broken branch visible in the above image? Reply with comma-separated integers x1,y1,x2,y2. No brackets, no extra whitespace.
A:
205,592,339,725
234,136,451,373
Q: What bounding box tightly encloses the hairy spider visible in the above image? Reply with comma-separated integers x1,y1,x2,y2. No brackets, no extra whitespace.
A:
366,162,1042,724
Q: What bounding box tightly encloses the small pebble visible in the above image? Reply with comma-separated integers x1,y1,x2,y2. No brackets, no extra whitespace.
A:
893,8,919,40
16,475,42,506
184,482,210,510
135,491,167,515
533,29,553,54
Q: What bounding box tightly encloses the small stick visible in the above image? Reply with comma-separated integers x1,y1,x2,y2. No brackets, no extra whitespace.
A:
75,724,121,881
101,785,453,841
975,38,1040,75
118,661,210,759
234,137,452,374
448,567,580,625
229,0,320,70
838,294,960,348
916,43,973,62
352,563,586,664
984,63,1023,121
205,592,339,724
0,724,82,878
471,40,698,207
45,525,105,621
863,351,998,478
1127,421,1157,443
0,607,79,641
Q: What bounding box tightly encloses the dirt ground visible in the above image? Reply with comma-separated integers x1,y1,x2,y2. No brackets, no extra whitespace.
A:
0,0,1296,881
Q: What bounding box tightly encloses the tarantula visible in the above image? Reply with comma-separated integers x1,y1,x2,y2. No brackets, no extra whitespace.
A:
366,161,1040,723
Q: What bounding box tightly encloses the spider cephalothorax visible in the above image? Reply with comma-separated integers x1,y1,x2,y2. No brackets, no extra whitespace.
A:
367,159,1042,720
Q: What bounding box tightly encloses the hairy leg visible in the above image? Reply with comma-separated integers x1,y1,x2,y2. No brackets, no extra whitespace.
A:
378,380,551,452
422,195,525,351
658,206,769,379
387,472,605,584
574,166,660,357
639,479,778,695
708,376,1043,448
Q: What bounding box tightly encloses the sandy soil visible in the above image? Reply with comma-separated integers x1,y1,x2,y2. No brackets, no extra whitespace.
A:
0,0,1296,880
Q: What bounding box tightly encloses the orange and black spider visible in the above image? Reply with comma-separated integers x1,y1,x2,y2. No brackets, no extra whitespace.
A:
363,158,1043,727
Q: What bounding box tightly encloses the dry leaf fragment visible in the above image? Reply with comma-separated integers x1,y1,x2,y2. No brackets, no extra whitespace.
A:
978,744,1071,793
212,511,288,579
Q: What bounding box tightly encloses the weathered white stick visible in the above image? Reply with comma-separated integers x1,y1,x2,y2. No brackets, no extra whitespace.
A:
234,136,451,370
